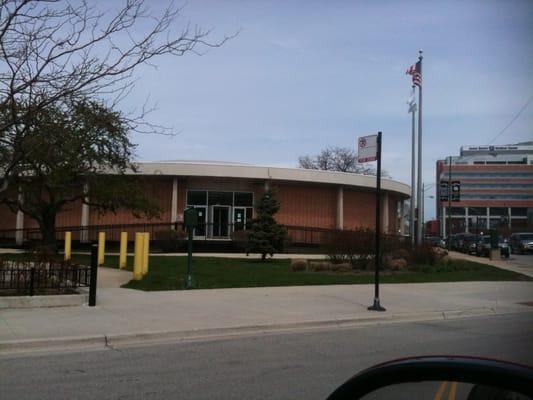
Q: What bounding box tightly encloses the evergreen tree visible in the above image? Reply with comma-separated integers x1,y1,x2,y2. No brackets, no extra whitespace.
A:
247,189,287,260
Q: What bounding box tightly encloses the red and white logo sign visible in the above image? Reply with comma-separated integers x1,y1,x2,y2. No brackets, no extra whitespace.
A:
357,134,378,163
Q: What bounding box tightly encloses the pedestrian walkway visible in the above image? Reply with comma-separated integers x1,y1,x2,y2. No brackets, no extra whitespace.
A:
1,281,532,354
449,251,533,278
0,248,23,254
97,267,131,288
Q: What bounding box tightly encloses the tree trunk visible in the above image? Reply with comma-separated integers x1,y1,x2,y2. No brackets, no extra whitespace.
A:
37,208,58,253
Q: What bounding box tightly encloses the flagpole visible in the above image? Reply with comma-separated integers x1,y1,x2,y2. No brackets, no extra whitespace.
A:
416,50,423,245
410,86,416,247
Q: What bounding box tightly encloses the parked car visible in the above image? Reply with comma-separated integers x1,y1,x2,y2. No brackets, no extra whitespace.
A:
452,233,477,253
509,232,533,254
424,235,445,248
475,235,510,258
448,233,467,251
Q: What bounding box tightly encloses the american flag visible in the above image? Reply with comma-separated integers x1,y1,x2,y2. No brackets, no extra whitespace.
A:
406,60,422,87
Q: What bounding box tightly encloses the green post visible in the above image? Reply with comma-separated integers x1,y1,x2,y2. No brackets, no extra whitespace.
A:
185,227,195,289
183,207,198,289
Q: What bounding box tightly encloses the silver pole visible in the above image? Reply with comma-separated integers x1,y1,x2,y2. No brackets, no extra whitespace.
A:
416,50,423,245
421,182,425,238
410,87,416,246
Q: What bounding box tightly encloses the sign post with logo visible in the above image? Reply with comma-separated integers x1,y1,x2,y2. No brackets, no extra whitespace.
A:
358,132,386,312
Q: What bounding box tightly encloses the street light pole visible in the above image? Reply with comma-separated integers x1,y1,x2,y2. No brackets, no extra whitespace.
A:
447,155,452,249
421,182,435,238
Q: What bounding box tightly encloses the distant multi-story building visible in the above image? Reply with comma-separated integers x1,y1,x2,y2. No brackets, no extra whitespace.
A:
436,143,533,237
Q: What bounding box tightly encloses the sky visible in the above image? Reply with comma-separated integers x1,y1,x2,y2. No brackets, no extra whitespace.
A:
112,0,533,220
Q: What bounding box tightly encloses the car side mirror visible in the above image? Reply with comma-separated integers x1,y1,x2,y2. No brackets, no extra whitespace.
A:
326,356,533,400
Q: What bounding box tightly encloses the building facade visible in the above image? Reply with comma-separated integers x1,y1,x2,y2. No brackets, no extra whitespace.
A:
0,161,410,245
436,143,533,237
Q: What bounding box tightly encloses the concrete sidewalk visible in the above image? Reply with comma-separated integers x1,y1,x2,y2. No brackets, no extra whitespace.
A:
1,280,533,355
449,251,533,278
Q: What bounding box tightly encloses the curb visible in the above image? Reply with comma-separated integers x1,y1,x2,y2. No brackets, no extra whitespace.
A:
0,335,105,354
0,291,88,309
2,306,527,357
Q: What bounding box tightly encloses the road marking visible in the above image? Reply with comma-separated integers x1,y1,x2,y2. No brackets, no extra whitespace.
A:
434,381,448,400
448,382,458,400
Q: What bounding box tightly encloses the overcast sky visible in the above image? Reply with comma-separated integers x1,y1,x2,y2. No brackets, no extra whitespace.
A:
115,0,533,220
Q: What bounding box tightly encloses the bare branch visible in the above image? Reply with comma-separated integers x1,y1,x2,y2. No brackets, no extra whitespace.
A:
0,0,234,191
298,146,388,177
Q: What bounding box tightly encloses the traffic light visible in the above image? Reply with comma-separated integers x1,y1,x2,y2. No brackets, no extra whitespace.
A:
451,181,460,202
439,181,449,202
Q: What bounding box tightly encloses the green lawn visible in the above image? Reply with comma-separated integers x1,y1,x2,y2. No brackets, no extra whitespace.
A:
97,255,532,291
4,253,530,291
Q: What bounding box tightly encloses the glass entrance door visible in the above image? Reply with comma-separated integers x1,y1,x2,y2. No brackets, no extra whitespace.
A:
234,207,246,231
211,206,230,238
193,206,207,238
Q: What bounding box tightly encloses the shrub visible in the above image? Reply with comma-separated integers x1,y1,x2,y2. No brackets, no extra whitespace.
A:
410,243,438,266
325,228,375,270
329,263,352,272
387,258,408,271
290,259,308,271
153,229,187,252
309,261,331,272
31,245,56,262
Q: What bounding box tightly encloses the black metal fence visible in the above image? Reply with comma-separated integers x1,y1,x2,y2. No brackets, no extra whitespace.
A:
0,222,178,244
0,222,410,252
0,260,91,296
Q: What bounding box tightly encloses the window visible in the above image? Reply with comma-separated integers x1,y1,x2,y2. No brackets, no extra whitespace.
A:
208,191,233,206
511,208,527,216
187,190,207,205
234,192,253,207
469,207,486,216
450,207,465,215
489,207,507,216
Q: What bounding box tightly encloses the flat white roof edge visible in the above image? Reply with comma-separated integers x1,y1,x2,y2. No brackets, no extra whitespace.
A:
131,162,411,197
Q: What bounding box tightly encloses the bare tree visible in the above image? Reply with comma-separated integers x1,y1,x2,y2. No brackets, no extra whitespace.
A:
0,0,233,192
299,146,386,175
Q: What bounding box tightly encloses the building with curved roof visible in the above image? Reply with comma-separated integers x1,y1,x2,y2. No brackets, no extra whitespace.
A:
0,161,410,244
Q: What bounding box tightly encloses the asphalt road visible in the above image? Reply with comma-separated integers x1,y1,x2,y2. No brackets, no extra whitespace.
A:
1,312,532,400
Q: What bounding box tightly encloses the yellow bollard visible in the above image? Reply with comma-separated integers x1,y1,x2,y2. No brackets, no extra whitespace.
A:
119,232,128,269
64,231,72,261
142,232,150,276
98,232,105,266
133,232,144,280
